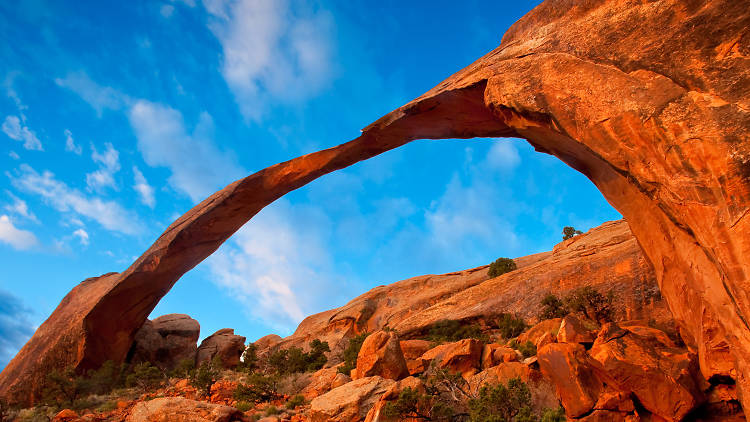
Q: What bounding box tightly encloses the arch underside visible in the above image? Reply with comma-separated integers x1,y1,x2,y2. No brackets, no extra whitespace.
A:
1,0,749,410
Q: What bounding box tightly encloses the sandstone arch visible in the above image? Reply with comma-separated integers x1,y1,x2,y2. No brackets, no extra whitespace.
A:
2,0,749,410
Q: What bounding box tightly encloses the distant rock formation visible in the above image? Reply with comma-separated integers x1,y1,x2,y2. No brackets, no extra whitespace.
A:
128,314,200,369
2,0,749,411
197,329,246,369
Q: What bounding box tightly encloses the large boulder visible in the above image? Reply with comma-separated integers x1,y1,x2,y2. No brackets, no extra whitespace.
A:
518,319,562,345
309,376,395,422
364,376,425,422
537,343,604,418
557,315,595,346
355,331,409,381
253,334,282,353
129,314,200,369
589,323,704,421
468,363,558,413
126,397,246,422
197,329,246,369
301,366,345,400
419,339,483,379
399,339,433,375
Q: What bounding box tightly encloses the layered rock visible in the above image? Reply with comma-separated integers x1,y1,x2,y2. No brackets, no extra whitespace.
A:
309,376,395,422
128,314,200,369
197,329,246,369
2,0,749,410
354,331,409,381
126,397,246,422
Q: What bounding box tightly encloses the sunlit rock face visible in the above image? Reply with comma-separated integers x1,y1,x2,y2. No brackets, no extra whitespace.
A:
2,0,749,410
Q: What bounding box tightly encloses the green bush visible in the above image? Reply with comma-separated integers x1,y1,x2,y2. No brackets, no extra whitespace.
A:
126,362,164,392
562,226,583,240
382,386,456,421
497,314,527,339
541,407,566,422
189,358,220,396
306,339,330,371
512,340,536,359
235,401,252,412
237,344,259,373
97,400,118,413
338,333,369,375
286,394,306,409
41,368,90,408
468,377,533,422
86,360,125,395
233,374,279,404
564,286,615,323
538,294,567,320
426,320,487,343
264,405,279,416
267,340,330,375
170,358,196,379
488,258,517,278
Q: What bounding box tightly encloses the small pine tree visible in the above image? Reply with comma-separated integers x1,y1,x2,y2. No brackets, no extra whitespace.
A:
126,362,164,392
468,377,533,422
564,286,615,323
305,339,330,371
190,358,220,396
488,257,517,278
497,313,527,339
338,333,369,375
237,344,259,373
562,226,583,240
539,294,568,320
170,358,196,379
233,373,279,404
42,367,91,408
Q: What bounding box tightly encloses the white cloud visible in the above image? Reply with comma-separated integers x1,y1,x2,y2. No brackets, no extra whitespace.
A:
486,141,520,171
0,215,38,250
160,4,175,17
86,142,121,192
2,115,43,151
54,72,129,116
133,166,156,208
64,129,82,155
8,151,19,160
10,164,142,235
207,200,349,333
204,0,334,120
128,100,243,202
73,228,89,246
4,191,38,223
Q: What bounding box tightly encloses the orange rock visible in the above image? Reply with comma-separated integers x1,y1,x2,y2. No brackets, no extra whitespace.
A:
197,328,246,369
535,332,556,350
209,379,237,404
309,376,395,422
537,343,603,418
364,376,425,422
557,315,595,345
589,323,704,421
399,339,432,360
53,409,78,421
619,324,677,348
419,339,483,379
518,319,562,345
125,397,244,422
355,331,409,381
301,366,342,400
468,362,529,395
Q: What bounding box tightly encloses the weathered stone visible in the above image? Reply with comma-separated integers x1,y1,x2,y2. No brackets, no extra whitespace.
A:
129,314,200,369
126,397,245,422
557,315,595,345
537,343,603,418
197,329,246,369
419,339,483,379
518,319,562,346
301,366,342,400
355,331,409,381
309,376,395,422
253,334,282,353
400,339,433,375
535,332,556,350
364,376,425,422
589,323,704,421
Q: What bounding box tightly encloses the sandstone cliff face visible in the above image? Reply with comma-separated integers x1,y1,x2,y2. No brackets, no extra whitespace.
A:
2,0,748,410
271,220,670,358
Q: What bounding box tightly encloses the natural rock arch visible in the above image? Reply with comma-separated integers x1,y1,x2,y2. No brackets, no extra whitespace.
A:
2,0,749,410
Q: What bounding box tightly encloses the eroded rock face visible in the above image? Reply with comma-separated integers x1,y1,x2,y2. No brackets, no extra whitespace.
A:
126,397,246,422
309,376,395,422
196,329,246,369
2,0,749,410
537,343,604,418
129,314,200,369
419,339,483,379
355,331,409,381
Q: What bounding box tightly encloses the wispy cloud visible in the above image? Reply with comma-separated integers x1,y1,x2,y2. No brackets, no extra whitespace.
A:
54,72,130,116
128,100,243,202
73,228,89,246
86,142,121,192
9,164,143,235
0,289,35,370
132,166,156,208
0,215,38,250
64,129,82,155
160,4,175,17
204,0,334,121
4,191,38,223
2,115,43,151
8,151,19,160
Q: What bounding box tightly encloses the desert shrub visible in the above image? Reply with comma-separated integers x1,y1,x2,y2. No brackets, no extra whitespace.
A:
268,340,329,375
382,386,455,421
190,358,221,396
277,372,312,396
170,358,196,379
541,407,566,422
427,320,487,343
562,226,583,240
564,286,615,323
235,401,252,412
306,339,330,371
468,377,533,422
237,344,259,373
538,294,567,320
233,373,279,404
338,333,369,375
97,400,118,413
41,368,90,408
87,360,125,395
497,314,527,339
126,362,164,392
265,405,279,416
488,258,517,278
511,340,536,359
286,394,306,410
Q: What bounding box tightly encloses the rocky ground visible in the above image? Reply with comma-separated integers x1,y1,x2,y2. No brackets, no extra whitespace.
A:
3,220,744,421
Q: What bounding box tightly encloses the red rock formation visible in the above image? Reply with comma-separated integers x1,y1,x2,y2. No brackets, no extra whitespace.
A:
354,331,409,381
129,314,200,369
2,0,749,410
537,343,604,418
419,339,483,380
196,329,246,369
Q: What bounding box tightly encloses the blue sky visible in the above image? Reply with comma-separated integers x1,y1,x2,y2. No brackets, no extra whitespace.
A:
0,0,622,369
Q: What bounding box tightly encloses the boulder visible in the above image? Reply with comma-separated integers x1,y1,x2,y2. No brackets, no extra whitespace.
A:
468,362,529,395
535,332,556,350
537,343,604,418
126,397,246,422
301,366,343,400
518,319,562,346
400,339,433,375
309,376,395,422
557,315,595,345
419,339,483,379
197,329,246,369
481,344,518,369
128,314,200,369
52,409,78,422
355,331,409,381
589,323,704,421
254,334,282,353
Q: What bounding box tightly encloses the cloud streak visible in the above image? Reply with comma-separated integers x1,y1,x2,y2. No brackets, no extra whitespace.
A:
2,115,43,151
0,215,38,250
